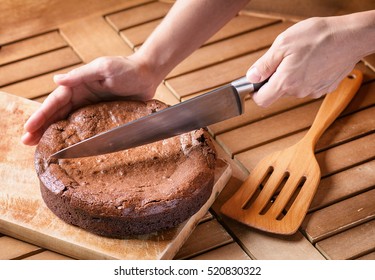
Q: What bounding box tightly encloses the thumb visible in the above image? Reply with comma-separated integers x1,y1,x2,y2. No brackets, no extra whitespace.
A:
53,61,104,87
246,48,282,83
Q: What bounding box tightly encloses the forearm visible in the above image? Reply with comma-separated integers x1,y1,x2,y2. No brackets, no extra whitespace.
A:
134,0,249,82
332,10,375,60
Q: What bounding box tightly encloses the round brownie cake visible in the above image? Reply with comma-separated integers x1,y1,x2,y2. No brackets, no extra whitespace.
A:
35,100,216,238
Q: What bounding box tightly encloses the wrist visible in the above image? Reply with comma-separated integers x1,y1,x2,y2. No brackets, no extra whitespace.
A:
128,51,164,91
131,46,170,84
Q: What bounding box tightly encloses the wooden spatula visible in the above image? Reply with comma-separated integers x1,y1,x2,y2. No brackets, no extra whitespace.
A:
221,69,363,235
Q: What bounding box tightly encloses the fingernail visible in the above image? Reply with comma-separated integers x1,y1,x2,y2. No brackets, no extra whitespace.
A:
53,74,67,81
246,67,261,83
21,132,29,144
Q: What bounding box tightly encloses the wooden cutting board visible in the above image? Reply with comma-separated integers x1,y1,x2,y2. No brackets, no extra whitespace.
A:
0,91,231,260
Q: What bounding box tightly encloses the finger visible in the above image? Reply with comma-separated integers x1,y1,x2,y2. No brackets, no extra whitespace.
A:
246,46,283,83
24,86,72,133
252,74,285,107
310,92,326,99
22,106,72,145
22,100,74,145
21,131,43,146
53,59,105,87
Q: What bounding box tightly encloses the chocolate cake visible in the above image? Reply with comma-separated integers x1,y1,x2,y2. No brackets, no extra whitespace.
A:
35,100,216,238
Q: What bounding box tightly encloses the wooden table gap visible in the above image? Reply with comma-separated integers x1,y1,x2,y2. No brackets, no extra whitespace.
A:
308,160,375,212
12,248,46,260
210,214,255,260
105,1,171,31
1,46,73,68
0,62,82,89
203,20,283,48
356,249,375,260
314,218,375,259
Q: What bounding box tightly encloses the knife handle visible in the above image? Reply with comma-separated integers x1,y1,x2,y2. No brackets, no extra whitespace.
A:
231,76,269,100
253,78,269,91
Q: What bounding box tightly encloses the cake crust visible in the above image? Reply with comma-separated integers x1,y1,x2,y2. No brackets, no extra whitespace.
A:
35,100,216,237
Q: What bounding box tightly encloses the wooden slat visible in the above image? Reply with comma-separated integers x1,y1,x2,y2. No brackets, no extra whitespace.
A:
342,82,375,115
166,50,267,98
60,16,133,62
210,140,253,212
32,95,48,103
205,15,280,45
0,0,153,44
120,19,163,49
23,250,74,260
0,31,67,66
310,159,375,211
363,53,375,72
154,83,179,106
218,81,375,157
209,97,313,136
174,220,233,260
199,212,214,223
317,132,375,177
221,217,324,260
243,0,375,19
0,47,81,87
106,1,172,31
0,64,84,100
216,99,323,156
237,129,375,181
316,219,375,260
356,251,375,260
314,106,375,151
302,188,375,243
191,242,251,260
167,22,293,78
235,132,302,173
121,15,280,51
235,104,375,173
356,61,375,82
0,236,42,260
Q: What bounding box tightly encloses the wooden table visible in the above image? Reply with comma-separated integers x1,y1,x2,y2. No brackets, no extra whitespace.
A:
1,0,374,260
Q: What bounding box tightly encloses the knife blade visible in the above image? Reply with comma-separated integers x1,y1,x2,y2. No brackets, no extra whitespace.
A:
50,77,266,159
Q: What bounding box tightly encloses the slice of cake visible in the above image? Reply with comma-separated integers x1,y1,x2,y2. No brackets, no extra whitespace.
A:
35,100,216,238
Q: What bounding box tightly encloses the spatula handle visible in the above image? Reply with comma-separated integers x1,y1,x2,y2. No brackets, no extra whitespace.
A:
304,69,363,146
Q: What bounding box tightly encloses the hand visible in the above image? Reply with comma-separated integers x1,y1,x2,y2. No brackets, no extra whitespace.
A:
22,54,160,145
246,15,365,107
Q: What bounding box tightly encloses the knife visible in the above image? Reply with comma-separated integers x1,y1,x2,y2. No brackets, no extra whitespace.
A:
51,77,267,159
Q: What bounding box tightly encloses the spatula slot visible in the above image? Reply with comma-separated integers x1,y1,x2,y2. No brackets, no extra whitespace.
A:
242,166,274,210
276,176,307,221
259,171,290,215
276,212,285,221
